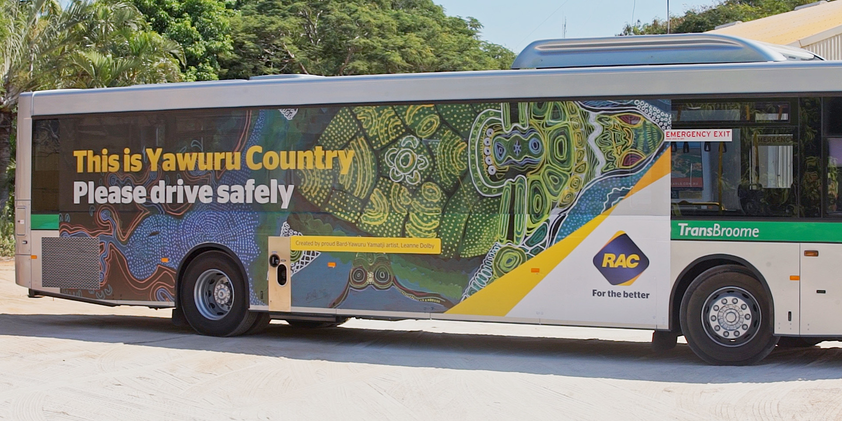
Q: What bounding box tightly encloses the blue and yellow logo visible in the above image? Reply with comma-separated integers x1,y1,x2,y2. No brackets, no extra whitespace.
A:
593,231,649,286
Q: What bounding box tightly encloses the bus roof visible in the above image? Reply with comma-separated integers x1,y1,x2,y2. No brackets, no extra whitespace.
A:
511,34,823,69
19,37,842,118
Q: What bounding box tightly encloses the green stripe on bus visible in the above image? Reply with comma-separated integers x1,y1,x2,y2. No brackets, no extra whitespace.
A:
672,220,842,243
31,214,59,230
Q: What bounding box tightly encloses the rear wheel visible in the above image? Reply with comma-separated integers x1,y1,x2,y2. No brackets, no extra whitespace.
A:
245,312,271,335
180,251,260,337
680,265,778,365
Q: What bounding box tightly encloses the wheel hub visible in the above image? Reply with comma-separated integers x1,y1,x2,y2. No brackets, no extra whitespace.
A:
702,287,759,346
213,281,232,306
194,269,235,321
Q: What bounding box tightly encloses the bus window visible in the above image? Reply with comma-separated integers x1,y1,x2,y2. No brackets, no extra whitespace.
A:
800,98,822,218
827,138,842,213
825,98,842,216
32,120,60,214
671,100,799,217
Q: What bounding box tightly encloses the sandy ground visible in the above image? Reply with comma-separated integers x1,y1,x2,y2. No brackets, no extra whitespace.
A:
2,261,842,420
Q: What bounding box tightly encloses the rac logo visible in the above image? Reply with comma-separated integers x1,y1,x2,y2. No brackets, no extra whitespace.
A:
592,231,650,286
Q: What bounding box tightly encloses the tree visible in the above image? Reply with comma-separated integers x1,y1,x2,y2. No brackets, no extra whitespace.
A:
58,1,184,88
1,0,85,213
131,0,233,81
219,0,515,78
0,0,183,214
621,0,824,35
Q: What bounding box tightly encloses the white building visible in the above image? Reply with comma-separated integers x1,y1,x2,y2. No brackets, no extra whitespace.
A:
708,0,842,60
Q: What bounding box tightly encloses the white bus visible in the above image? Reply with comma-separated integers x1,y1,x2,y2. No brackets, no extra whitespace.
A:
15,34,842,365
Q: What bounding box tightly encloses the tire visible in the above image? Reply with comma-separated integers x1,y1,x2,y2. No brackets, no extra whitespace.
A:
680,265,778,365
244,312,271,335
286,318,348,329
180,251,259,337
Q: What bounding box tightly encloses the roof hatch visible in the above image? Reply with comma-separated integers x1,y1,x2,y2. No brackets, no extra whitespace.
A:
511,34,822,69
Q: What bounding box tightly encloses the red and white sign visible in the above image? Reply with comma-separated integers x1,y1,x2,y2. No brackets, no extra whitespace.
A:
665,129,732,142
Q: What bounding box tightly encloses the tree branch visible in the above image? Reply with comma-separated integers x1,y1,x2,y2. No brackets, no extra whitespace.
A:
281,40,309,75
336,46,355,76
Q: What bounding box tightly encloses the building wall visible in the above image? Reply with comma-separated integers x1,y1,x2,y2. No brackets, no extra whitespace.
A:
804,33,842,60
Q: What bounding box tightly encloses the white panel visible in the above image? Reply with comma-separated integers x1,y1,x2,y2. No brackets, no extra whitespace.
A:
15,255,31,288
509,173,671,329
800,244,842,335
16,94,32,201
670,241,800,335
14,202,29,255
267,236,291,312
15,94,32,290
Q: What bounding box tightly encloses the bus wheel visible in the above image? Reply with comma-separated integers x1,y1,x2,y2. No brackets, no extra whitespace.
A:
286,318,348,329
244,313,271,335
680,265,778,365
180,251,259,337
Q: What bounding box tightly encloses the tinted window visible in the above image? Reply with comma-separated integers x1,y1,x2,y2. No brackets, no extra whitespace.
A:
671,99,805,218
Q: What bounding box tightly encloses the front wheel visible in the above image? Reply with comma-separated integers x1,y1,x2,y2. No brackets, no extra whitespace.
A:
180,251,261,337
680,265,778,365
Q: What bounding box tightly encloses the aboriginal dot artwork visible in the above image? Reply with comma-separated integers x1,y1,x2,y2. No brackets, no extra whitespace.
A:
42,99,668,312
292,100,668,310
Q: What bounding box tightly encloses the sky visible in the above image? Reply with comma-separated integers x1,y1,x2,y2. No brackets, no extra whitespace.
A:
434,0,722,53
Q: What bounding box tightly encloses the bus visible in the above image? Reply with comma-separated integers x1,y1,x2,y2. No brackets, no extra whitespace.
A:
14,34,842,365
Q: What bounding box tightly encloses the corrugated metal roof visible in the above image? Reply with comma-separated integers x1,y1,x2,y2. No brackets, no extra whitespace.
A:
708,0,842,48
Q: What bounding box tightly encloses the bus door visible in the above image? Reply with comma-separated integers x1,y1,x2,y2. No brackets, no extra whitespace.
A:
801,97,842,336
800,244,842,335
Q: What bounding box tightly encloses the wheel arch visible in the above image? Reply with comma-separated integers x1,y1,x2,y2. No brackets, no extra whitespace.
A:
175,243,249,308
670,253,774,333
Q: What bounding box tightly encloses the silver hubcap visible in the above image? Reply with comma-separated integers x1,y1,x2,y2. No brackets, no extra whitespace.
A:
194,269,234,320
702,286,760,347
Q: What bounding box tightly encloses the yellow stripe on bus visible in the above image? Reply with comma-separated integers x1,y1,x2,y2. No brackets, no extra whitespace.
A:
445,211,610,317
627,151,671,197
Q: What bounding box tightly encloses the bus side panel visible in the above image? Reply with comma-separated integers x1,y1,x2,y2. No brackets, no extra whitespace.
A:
15,253,30,289
35,99,670,322
670,241,800,336
15,94,33,288
285,100,671,327
503,167,671,329
800,243,842,336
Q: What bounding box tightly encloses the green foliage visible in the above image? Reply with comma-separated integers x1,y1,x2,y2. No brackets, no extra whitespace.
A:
0,214,14,257
59,1,184,88
0,159,13,257
220,0,515,78
620,0,823,35
132,0,233,80
2,0,65,108
2,0,183,97
0,0,183,215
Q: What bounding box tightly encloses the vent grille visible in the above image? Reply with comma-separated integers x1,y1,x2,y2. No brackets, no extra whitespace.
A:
42,237,101,290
